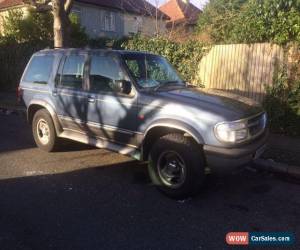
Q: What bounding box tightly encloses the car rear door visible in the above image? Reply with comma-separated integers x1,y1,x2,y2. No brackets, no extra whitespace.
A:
53,52,89,132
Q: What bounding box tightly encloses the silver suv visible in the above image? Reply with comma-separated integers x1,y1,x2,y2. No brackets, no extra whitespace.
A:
19,49,268,198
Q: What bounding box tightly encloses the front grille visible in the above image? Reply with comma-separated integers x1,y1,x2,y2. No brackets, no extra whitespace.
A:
247,113,266,137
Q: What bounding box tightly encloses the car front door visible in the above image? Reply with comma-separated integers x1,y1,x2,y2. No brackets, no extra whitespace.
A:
53,52,89,132
86,52,138,146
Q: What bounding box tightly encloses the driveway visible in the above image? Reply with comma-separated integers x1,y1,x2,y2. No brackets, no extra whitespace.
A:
0,112,299,250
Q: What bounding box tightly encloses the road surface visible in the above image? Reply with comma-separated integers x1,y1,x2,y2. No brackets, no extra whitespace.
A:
0,111,299,250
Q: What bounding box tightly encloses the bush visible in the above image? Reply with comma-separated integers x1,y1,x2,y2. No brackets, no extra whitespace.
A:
197,0,247,44
122,36,207,84
263,63,300,136
232,0,300,45
69,13,89,47
197,0,300,45
1,8,88,46
1,8,53,43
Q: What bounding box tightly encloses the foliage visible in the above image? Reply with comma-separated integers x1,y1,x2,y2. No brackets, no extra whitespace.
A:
1,8,52,43
233,0,300,44
263,63,300,136
1,8,88,46
197,0,300,45
69,13,89,47
197,0,247,43
122,36,207,83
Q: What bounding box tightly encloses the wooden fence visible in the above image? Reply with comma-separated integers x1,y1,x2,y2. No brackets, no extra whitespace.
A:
195,43,285,102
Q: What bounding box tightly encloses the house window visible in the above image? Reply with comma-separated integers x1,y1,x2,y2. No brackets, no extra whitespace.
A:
103,12,116,32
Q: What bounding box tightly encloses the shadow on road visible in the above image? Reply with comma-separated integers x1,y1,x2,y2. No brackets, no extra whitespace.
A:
0,113,95,153
0,160,299,250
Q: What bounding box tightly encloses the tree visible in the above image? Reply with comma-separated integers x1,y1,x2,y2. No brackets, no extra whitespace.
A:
197,0,300,45
197,0,247,43
25,0,74,47
1,0,88,47
231,0,300,44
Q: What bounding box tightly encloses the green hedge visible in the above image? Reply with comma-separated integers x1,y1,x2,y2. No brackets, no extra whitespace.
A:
122,36,208,84
263,65,300,136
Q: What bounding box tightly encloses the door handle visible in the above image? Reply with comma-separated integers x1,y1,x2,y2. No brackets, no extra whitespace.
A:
88,97,95,103
52,90,58,97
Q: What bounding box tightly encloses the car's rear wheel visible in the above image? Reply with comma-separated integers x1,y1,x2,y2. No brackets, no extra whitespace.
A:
32,109,60,152
148,133,205,199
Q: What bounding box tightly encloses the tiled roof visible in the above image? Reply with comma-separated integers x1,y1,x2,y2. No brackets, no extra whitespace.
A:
0,0,24,10
78,0,169,18
159,0,201,25
0,0,169,19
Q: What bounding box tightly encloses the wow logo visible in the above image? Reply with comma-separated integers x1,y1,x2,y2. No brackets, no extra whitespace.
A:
226,232,295,246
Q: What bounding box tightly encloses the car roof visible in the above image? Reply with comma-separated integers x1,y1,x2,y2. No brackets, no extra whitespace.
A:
35,48,158,56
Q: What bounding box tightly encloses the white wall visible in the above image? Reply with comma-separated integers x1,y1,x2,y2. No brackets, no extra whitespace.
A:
72,3,124,38
123,13,167,37
0,3,167,39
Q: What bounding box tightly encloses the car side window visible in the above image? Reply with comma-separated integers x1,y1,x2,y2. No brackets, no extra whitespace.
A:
89,55,126,93
24,55,54,83
58,55,85,89
125,59,141,79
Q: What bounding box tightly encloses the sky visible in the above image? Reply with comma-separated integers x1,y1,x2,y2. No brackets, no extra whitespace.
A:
147,0,209,10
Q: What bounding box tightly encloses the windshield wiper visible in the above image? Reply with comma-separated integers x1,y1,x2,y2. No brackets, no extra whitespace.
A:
186,83,198,88
153,81,183,91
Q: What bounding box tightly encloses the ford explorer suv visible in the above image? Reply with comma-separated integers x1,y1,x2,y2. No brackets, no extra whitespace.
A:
19,49,268,198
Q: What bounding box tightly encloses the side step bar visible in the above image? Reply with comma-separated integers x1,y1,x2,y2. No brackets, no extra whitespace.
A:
59,129,141,161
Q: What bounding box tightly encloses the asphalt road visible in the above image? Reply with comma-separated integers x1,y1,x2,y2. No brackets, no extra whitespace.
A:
0,111,300,250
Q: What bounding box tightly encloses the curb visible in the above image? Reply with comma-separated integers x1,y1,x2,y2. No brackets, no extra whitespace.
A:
253,158,300,179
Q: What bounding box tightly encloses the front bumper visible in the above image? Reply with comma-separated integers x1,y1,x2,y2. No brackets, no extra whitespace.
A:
203,131,268,173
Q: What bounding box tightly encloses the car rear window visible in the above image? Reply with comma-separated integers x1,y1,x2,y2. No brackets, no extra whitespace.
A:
24,55,54,83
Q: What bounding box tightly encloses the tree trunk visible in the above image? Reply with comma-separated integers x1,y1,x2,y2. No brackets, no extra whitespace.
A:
52,0,71,48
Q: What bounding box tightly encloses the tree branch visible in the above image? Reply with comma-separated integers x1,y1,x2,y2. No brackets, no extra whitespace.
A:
24,0,52,11
64,0,74,15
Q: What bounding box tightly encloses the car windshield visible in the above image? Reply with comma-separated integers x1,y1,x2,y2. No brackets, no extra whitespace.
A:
122,53,185,89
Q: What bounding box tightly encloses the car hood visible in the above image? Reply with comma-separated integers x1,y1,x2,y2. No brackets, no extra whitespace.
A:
153,87,263,119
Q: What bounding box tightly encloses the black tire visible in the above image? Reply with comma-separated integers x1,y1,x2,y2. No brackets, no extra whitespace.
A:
148,133,205,199
32,109,60,152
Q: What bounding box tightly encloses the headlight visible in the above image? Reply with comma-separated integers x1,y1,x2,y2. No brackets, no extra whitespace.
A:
215,121,248,143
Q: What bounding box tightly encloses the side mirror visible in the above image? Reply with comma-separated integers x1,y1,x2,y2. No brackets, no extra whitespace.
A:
116,80,132,95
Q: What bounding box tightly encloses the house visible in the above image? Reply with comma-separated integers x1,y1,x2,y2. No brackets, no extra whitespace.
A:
0,0,169,38
159,0,201,35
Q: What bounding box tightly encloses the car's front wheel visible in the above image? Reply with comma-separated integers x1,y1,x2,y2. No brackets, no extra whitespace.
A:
32,109,60,152
148,133,205,199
